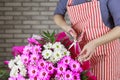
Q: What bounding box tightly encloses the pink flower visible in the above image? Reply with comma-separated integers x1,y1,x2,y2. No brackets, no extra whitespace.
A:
21,54,29,64
73,72,81,80
28,66,38,77
33,45,42,54
69,60,83,72
64,70,73,80
29,76,39,80
8,77,16,80
46,63,55,74
16,74,25,80
38,69,50,80
30,53,39,62
60,56,71,65
27,38,41,45
55,73,64,80
38,59,47,69
23,46,32,55
57,63,67,74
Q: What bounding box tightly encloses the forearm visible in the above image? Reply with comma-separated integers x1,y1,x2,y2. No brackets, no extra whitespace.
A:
54,14,71,32
94,26,120,47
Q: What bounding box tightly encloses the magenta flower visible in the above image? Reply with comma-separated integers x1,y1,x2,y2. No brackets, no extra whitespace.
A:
38,59,47,69
73,72,81,80
30,53,39,62
57,63,67,74
60,56,71,65
38,69,50,80
21,54,29,64
33,45,42,54
46,63,55,74
64,70,73,80
28,66,38,77
69,60,82,72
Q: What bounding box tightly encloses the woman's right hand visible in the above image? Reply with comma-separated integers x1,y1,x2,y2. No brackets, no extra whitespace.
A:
65,26,77,40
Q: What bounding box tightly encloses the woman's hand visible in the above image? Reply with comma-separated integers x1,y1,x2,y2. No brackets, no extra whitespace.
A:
66,26,77,40
77,40,98,62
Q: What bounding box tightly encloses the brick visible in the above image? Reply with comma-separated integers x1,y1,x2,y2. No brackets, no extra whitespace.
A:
0,30,4,33
0,48,5,52
0,21,4,24
13,16,31,20
5,3,21,6
41,20,55,24
32,25,49,29
5,48,12,52
6,39,22,43
0,16,13,20
32,16,48,20
50,25,60,29
0,40,5,43
49,7,56,11
0,7,13,11
5,29,22,33
23,30,39,34
14,34,31,38
5,21,22,24
40,3,57,6
41,11,53,15
0,43,13,47
23,21,40,24
14,25,31,29
0,34,13,38
32,7,48,11
0,3,4,6
32,0,48,1
14,0,31,2
0,25,14,28
13,7,31,11
23,12,39,15
23,3,39,6
49,0,57,1
5,12,22,15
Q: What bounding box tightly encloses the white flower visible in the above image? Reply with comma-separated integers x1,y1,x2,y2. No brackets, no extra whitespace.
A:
42,50,52,59
19,67,27,76
14,55,21,63
43,42,53,49
52,42,64,50
49,56,57,63
53,50,63,61
17,60,24,68
10,65,19,77
62,48,70,56
8,60,15,69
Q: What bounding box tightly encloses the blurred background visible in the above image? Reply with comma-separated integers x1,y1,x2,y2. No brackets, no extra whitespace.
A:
0,0,70,68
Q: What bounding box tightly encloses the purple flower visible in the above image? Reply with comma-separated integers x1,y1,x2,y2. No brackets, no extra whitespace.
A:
21,54,29,64
73,72,81,80
33,45,42,54
57,63,67,74
28,66,38,77
30,53,39,62
38,69,50,80
69,60,82,72
60,56,71,65
46,63,55,74
64,70,73,80
38,59,47,69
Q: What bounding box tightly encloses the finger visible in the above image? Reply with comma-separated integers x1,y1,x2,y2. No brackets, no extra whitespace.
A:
80,51,90,61
84,54,92,61
79,48,86,56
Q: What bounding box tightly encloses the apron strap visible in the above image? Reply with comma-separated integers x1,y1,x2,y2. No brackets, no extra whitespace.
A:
67,0,99,6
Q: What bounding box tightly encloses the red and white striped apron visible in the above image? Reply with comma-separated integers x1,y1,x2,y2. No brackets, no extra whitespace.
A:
67,0,120,80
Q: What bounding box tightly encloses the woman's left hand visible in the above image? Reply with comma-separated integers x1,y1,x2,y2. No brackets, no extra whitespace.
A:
77,40,98,62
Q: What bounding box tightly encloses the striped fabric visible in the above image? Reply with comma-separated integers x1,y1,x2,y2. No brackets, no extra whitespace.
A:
67,0,120,80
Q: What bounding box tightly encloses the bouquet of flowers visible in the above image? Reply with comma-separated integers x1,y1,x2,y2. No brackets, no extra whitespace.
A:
5,31,96,80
